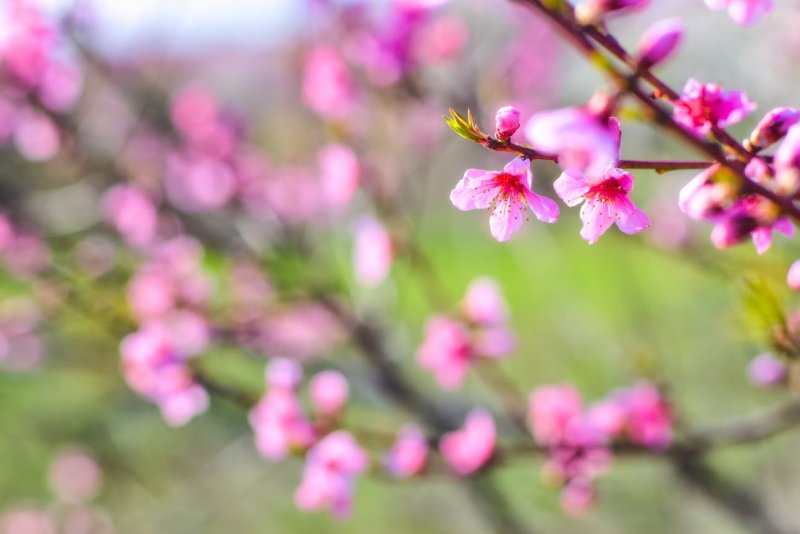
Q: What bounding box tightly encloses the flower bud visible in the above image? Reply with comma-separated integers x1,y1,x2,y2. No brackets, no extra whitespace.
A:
494,106,520,140
747,107,800,151
309,370,349,417
747,353,787,387
635,19,683,69
774,124,800,196
788,260,800,291
575,0,649,25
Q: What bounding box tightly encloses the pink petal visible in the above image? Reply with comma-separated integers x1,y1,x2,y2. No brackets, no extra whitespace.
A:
613,196,650,235
579,199,615,244
524,189,559,223
489,193,526,242
751,226,772,255
554,170,590,207
450,169,499,211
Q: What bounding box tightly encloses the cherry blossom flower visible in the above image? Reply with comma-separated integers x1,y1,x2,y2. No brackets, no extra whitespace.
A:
673,79,756,136
704,0,773,26
554,167,650,244
635,19,683,69
748,107,800,151
440,409,496,475
353,216,394,287
494,106,521,140
384,424,429,478
529,385,584,446
294,431,368,518
747,353,787,387
302,46,356,119
309,370,349,417
450,157,559,242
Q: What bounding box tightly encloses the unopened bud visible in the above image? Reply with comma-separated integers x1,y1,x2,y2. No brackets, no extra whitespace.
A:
747,107,800,151
575,0,649,25
635,19,683,69
494,106,520,141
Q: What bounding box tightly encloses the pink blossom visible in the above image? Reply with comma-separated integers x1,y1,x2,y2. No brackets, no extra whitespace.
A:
38,61,83,113
673,79,756,136
13,108,60,161
560,477,596,516
120,325,209,426
704,0,773,25
707,194,793,254
0,507,55,534
266,357,303,391
575,0,650,24
748,108,800,151
384,424,428,477
417,316,473,389
411,15,468,65
440,409,496,475
102,185,158,247
747,353,787,387
525,107,620,179
494,106,521,140
462,277,508,327
249,388,315,460
353,216,394,287
165,153,237,212
294,431,368,518
309,370,349,417
554,167,650,244
774,124,800,195
302,46,356,119
635,19,683,69
319,144,360,209
450,157,559,242
789,260,800,291
242,167,322,225
529,385,583,446
616,382,672,449
3,232,50,278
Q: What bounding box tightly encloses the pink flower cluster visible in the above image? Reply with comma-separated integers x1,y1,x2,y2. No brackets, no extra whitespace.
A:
679,117,800,253
0,0,83,161
418,277,515,389
295,431,368,518
120,321,210,427
529,382,672,514
383,424,429,478
439,409,496,475
0,213,50,279
250,358,350,461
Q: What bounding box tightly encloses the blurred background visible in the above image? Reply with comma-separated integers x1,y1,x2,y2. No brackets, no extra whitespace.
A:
2,0,800,532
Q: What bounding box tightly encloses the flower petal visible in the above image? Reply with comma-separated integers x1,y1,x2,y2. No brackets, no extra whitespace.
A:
489,193,526,242
579,198,614,244
613,196,650,235
524,189,559,223
554,170,590,207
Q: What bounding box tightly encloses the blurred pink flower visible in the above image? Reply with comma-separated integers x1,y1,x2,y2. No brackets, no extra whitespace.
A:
616,382,672,449
258,303,342,360
554,167,650,244
48,448,102,504
440,409,496,475
462,277,509,326
451,157,559,242
13,108,60,161
266,357,303,391
560,477,596,516
748,108,800,151
525,108,620,179
417,316,473,389
0,507,55,534
249,388,315,460
165,153,237,212
309,370,349,417
294,431,368,518
102,185,158,247
353,216,394,287
529,385,583,446
319,144,360,209
384,424,428,477
635,19,683,69
747,352,787,387
303,46,357,119
704,0,773,25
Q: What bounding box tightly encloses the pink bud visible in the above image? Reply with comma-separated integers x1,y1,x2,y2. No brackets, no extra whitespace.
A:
309,370,349,416
560,477,595,516
788,260,800,291
384,424,429,477
494,106,521,140
266,358,303,390
440,409,496,475
636,19,683,68
575,0,649,24
749,108,800,150
747,353,787,387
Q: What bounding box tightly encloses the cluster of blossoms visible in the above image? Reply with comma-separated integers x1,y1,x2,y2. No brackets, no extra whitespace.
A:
119,237,213,426
0,0,83,161
417,277,515,388
530,382,672,514
452,103,649,244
